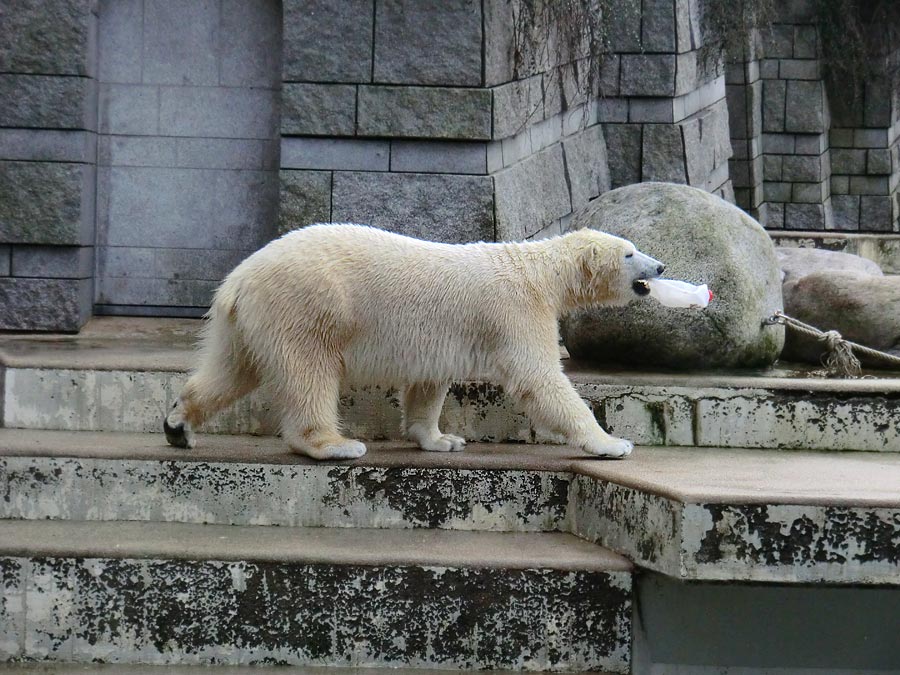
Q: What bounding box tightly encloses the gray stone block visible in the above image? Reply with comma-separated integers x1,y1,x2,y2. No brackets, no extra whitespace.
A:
791,182,827,203
175,138,278,171
563,125,611,211
0,129,94,164
628,98,675,124
830,128,854,148
781,0,816,22
278,170,332,234
142,0,219,86
281,84,356,137
762,133,794,154
160,86,279,140
0,0,92,75
220,0,282,88
598,99,629,123
607,0,642,52
642,124,687,183
358,86,492,140
785,202,826,230
332,171,494,242
492,76,544,140
0,245,9,276
674,0,693,52
283,0,373,83
853,129,889,148
620,55,676,97
97,246,252,285
0,162,93,245
10,245,93,278
542,70,564,120
782,155,824,182
281,138,389,172
793,26,817,58
97,0,142,83
763,155,782,181
785,80,825,133
0,277,91,331
482,0,515,86
96,276,219,307
830,175,849,194
868,149,892,175
494,145,570,240
500,129,533,167
98,167,277,250
759,59,779,79
97,136,176,168
98,84,159,135
764,182,792,202
676,52,700,96
831,149,866,175
641,0,676,52
761,25,793,59
860,196,894,232
864,84,892,128
764,202,785,228
391,141,488,175
794,134,827,155
604,123,642,189
0,74,94,130
762,79,786,132
831,195,860,230
779,59,819,81
374,0,481,86
849,176,889,195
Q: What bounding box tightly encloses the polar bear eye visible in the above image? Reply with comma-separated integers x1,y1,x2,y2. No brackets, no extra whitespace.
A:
625,253,634,258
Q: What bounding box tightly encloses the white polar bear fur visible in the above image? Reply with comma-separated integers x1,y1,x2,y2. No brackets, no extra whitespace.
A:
165,223,662,460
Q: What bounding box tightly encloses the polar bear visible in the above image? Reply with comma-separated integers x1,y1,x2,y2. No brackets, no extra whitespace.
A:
164,224,665,460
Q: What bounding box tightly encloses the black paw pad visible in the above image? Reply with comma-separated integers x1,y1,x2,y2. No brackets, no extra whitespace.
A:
163,418,190,449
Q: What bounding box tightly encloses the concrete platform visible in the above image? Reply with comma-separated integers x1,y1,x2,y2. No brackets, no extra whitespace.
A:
2,429,898,586
3,318,899,452
0,522,631,671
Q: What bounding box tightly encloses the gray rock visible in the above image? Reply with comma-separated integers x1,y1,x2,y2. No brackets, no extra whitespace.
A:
277,170,332,235
0,74,93,129
0,161,92,245
782,272,900,368
357,86,492,140
776,247,882,283
374,0,482,86
0,277,91,332
281,84,357,137
0,0,92,75
561,182,785,369
331,171,494,243
282,0,373,83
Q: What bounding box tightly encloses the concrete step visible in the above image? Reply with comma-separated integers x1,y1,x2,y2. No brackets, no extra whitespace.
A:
2,318,899,452
0,520,631,672
0,666,609,675
3,429,899,586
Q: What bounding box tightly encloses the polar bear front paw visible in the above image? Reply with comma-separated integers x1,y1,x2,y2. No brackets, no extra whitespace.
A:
307,440,368,461
408,423,466,452
580,436,633,458
163,405,196,449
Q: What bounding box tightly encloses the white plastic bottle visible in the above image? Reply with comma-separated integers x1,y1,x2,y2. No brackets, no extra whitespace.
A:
647,278,712,309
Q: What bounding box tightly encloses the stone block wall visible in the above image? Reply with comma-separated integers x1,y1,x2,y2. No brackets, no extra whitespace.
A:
727,2,900,232
0,0,98,330
598,0,734,201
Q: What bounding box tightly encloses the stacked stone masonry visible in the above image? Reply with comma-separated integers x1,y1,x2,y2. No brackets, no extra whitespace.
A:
727,1,900,232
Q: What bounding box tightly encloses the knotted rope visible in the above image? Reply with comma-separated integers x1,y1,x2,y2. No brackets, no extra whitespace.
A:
765,311,900,378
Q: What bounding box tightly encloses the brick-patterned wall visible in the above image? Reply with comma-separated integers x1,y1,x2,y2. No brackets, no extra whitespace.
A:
0,0,98,331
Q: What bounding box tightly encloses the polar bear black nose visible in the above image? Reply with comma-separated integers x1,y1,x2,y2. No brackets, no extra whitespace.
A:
657,264,666,275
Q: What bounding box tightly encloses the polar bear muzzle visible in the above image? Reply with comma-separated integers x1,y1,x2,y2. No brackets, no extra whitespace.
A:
629,250,666,295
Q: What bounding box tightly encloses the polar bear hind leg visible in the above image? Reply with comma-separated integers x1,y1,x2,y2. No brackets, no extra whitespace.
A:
402,382,466,452
164,315,260,449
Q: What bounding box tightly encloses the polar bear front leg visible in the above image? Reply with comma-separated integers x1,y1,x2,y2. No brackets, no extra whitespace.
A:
510,371,633,458
402,382,466,452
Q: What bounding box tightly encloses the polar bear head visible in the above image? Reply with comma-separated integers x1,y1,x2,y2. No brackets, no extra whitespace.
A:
565,228,665,307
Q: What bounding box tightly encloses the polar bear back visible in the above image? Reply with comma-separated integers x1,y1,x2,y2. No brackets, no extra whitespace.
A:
220,224,540,385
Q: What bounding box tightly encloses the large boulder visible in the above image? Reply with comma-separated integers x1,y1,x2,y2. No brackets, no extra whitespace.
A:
561,182,784,369
776,247,882,283
782,271,900,367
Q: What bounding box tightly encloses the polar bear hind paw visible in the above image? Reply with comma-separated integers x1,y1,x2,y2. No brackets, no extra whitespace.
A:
420,433,466,453
163,407,196,449
298,439,367,461
581,436,633,458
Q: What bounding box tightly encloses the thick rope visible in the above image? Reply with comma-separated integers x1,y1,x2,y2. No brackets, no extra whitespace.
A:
766,311,900,378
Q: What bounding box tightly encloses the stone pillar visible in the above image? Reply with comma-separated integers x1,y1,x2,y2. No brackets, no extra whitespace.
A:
726,35,764,220
600,0,734,202
277,0,612,244
0,0,98,331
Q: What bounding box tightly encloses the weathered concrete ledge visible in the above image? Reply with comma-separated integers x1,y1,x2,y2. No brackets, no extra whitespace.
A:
2,430,898,586
0,522,631,671
771,231,900,274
